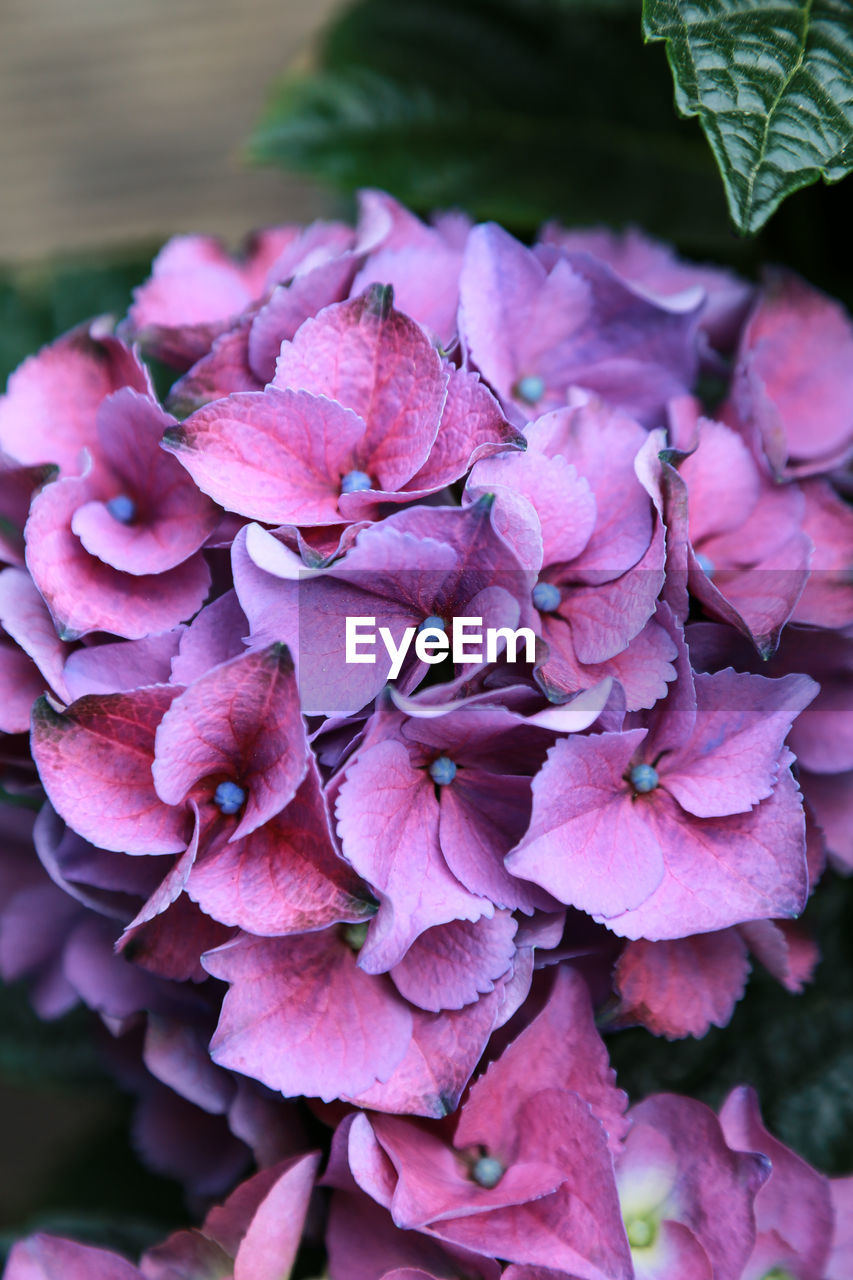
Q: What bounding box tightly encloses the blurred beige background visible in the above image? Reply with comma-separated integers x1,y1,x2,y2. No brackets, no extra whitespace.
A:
0,0,343,262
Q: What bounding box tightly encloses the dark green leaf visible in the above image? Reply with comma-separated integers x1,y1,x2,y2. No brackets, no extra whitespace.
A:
644,0,853,234
249,0,733,242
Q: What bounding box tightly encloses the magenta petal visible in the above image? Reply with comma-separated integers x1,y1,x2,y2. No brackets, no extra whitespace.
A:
438,771,551,913
506,730,665,918
203,930,413,1102
370,1115,565,1230
730,270,853,476
345,973,527,1118
614,931,750,1038
720,1085,833,1280
407,369,525,493
0,324,149,476
620,1094,767,1280
64,632,181,700
437,1093,631,1278
662,670,817,818
739,917,819,992
274,288,448,491
827,1177,853,1280
247,254,357,380
31,685,188,854
25,471,211,640
603,762,808,940
0,642,50,732
0,567,71,700
152,644,307,840
390,913,517,1012
457,966,628,1153
231,1152,322,1280
4,1234,141,1280
170,590,248,686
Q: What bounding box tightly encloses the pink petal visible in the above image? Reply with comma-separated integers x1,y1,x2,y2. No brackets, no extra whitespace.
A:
0,324,148,476
739,918,818,993
390,913,517,1012
0,566,71,700
506,729,666,918
729,270,853,476
620,1094,767,1280
458,966,628,1151
170,590,247,686
346,974,526,1119
64,632,181,700
662,670,817,818
335,738,491,971
232,1152,322,1280
603,759,808,940
164,388,368,525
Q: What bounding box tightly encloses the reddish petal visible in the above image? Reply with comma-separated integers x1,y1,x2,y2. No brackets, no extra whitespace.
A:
31,686,188,854
204,930,413,1102
153,644,307,840
188,762,370,934
614,931,750,1038
274,287,448,491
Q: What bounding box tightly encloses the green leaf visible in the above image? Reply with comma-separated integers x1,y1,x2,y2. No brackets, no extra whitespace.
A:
249,0,732,242
643,0,853,234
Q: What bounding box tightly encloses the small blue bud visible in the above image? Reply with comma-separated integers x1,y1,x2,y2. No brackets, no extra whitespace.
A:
214,780,247,814
630,763,659,794
532,581,561,613
695,551,715,580
419,615,446,633
429,756,457,786
340,470,373,494
106,494,137,524
472,1155,504,1188
515,375,545,404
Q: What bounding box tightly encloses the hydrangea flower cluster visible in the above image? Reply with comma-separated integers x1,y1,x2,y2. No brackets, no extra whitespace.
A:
1,191,852,1277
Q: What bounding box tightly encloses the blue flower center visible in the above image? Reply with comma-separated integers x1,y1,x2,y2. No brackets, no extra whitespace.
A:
429,756,457,786
214,780,247,814
629,763,659,794
106,494,137,524
514,375,545,404
695,551,715,580
471,1155,504,1188
533,581,562,613
419,615,446,632
340,470,373,494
